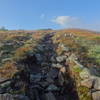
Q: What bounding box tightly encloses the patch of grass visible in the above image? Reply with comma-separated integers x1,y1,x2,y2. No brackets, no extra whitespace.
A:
73,65,82,73
77,86,91,100
0,61,17,78
88,45,100,65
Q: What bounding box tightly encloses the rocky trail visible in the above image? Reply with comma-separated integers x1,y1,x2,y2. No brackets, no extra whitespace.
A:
25,33,79,100
0,33,79,100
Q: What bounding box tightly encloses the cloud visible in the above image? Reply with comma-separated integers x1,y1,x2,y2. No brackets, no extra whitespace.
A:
52,16,81,27
40,14,45,19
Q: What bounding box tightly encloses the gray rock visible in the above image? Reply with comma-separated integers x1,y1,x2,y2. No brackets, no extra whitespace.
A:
79,68,91,79
58,71,65,86
14,95,30,100
30,73,42,83
46,77,54,84
90,66,100,76
52,63,63,69
60,67,66,74
0,78,11,84
50,56,56,62
37,45,44,51
35,54,43,63
47,68,59,79
59,43,70,52
56,56,67,63
46,84,59,91
81,78,94,88
38,81,49,88
73,60,84,69
44,92,56,100
14,81,24,90
0,43,3,47
0,81,11,88
2,58,12,63
93,77,100,90
0,93,14,100
92,91,100,100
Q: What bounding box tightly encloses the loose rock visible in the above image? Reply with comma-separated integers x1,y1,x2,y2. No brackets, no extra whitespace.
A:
44,92,56,100
92,91,100,100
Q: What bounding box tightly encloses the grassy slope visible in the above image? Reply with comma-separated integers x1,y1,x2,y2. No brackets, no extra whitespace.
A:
0,29,100,78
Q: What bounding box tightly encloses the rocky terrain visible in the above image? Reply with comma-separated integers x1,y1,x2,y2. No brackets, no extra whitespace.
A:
0,29,100,100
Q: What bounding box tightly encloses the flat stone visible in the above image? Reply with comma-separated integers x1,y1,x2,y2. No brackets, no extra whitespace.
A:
56,56,67,63
30,73,42,83
0,81,11,87
52,63,63,69
46,84,59,91
0,78,10,83
81,78,94,88
92,91,100,100
38,81,49,88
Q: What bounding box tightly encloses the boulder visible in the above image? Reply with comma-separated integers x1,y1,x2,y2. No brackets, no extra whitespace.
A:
79,68,91,79
80,78,94,88
92,91,100,100
93,77,100,90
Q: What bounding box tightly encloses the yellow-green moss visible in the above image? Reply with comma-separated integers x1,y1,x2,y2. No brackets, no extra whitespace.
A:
77,86,91,100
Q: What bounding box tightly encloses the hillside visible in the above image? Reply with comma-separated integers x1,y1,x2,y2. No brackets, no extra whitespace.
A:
0,29,100,100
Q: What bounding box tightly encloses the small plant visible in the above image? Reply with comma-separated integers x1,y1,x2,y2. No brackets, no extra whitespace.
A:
73,65,82,73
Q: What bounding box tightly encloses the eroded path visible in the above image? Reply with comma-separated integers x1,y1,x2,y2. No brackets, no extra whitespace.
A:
0,33,79,100
23,33,79,100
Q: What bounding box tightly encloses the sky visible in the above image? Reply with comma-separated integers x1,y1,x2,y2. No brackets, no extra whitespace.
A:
0,0,100,30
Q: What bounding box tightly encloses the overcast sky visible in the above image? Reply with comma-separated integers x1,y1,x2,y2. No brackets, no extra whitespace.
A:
0,0,100,30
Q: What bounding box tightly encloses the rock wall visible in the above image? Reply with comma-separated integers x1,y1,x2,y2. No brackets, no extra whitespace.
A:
68,54,100,100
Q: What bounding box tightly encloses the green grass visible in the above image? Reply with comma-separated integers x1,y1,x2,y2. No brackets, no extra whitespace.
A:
88,45,100,65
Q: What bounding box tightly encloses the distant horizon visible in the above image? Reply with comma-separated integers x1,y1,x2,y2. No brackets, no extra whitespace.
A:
1,27,100,33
